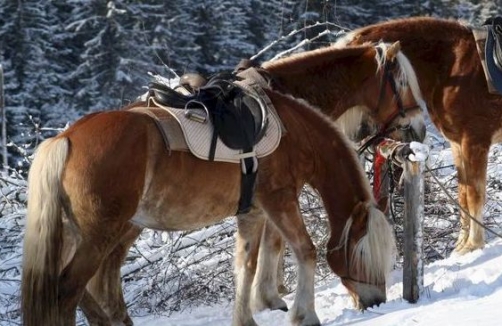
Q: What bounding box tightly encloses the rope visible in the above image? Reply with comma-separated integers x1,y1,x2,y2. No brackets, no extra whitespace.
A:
367,149,502,241
424,163,502,240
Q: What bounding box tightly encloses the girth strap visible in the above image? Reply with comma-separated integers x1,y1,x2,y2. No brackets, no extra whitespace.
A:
238,155,258,214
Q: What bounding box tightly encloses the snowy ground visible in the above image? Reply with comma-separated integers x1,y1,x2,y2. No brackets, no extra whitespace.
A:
130,128,502,326
2,124,502,325
134,238,502,326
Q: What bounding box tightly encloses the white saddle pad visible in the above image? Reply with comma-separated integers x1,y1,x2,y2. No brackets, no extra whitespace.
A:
131,91,283,164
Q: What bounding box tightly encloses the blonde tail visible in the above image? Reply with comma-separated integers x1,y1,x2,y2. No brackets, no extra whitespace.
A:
21,137,69,326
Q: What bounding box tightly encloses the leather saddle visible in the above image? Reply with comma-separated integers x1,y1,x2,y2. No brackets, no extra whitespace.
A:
148,73,268,161
483,17,502,94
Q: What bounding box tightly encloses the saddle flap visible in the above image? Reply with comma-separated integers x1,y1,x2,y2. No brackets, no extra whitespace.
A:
210,87,268,151
473,19,502,95
484,24,502,95
490,17,502,68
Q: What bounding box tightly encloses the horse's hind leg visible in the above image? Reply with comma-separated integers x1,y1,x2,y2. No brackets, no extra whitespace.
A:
233,207,266,326
259,195,320,326
451,141,488,253
79,292,113,326
58,222,131,325
252,219,288,312
83,225,142,326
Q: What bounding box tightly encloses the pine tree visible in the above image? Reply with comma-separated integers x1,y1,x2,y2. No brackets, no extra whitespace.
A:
0,0,70,169
66,0,161,112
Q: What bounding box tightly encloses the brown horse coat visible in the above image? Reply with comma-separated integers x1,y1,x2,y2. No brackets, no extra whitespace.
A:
337,16,502,253
22,89,396,326
65,42,426,325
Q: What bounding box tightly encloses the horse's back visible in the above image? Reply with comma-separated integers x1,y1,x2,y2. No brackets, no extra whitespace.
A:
344,17,471,44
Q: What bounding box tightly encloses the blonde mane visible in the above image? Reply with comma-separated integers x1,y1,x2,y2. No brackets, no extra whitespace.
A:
335,203,396,284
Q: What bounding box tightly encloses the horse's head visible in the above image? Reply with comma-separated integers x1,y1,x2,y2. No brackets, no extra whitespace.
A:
326,201,396,310
357,41,426,144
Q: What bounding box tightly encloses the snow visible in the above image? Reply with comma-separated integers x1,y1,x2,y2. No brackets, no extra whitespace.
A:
132,239,502,326
408,141,429,162
2,103,502,326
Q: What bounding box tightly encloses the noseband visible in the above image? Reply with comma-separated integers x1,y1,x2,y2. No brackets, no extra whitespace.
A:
357,48,421,155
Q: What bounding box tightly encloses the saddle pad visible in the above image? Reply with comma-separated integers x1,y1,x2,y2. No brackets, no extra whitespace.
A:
130,98,283,164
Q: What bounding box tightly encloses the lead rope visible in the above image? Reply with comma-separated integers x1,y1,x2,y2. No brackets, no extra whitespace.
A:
424,163,502,240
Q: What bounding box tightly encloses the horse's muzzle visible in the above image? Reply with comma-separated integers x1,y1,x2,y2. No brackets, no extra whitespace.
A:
343,279,387,310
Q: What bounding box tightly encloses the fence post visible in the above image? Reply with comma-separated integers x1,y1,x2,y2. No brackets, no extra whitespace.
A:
402,159,424,303
0,64,6,170
375,139,426,303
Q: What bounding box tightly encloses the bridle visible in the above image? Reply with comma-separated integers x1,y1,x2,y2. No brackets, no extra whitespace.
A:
357,47,422,155
338,224,387,287
328,211,386,287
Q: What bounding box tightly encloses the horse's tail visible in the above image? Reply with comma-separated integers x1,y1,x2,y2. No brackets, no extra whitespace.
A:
22,137,69,326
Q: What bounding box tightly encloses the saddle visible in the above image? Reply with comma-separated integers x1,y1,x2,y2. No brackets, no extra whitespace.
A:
486,17,502,70
149,73,268,161
146,71,276,215
473,17,502,94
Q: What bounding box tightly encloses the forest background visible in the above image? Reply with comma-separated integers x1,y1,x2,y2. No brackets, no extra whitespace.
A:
1,0,502,170
2,0,502,323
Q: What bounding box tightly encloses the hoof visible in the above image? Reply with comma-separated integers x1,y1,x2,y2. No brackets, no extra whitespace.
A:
270,298,288,312
277,304,288,312
252,296,288,312
291,311,320,326
454,242,484,255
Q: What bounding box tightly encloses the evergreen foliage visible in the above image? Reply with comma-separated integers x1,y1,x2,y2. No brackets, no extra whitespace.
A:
0,0,501,170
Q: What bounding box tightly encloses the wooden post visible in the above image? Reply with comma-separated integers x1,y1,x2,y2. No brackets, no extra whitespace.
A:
375,139,426,303
402,159,424,303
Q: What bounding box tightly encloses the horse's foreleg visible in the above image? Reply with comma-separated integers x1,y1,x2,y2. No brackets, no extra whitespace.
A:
233,207,266,326
83,225,142,326
260,196,320,326
276,244,288,295
251,219,288,312
451,141,488,253
451,142,470,250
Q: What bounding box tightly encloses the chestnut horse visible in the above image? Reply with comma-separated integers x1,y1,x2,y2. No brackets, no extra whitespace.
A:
336,16,502,254
21,89,396,326
38,42,426,326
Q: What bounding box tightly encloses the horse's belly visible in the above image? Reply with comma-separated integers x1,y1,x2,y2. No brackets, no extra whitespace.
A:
130,188,240,231
131,150,242,231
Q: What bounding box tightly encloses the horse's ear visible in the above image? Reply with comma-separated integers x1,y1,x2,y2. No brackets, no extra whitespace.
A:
386,41,401,60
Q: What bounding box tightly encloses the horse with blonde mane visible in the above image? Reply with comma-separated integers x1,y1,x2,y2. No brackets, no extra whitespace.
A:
23,42,425,326
337,16,502,254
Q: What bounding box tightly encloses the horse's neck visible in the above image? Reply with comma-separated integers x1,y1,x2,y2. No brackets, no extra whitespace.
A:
290,100,372,219
267,61,368,118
